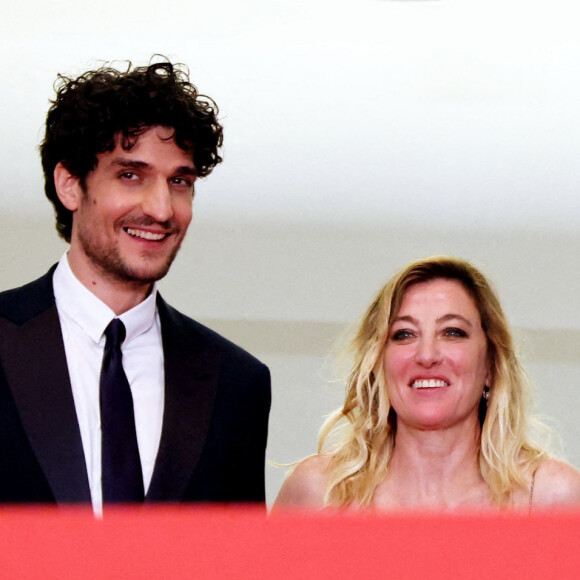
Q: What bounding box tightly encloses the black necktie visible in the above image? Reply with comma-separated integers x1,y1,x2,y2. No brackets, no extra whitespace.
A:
100,318,144,503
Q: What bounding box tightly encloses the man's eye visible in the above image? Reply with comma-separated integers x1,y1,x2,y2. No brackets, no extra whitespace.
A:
169,177,195,191
120,172,137,180
444,327,468,338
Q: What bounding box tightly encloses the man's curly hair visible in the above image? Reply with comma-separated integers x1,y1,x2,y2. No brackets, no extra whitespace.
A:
40,59,223,242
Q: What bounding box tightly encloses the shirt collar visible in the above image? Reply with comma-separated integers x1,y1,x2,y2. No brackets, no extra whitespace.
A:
53,253,158,345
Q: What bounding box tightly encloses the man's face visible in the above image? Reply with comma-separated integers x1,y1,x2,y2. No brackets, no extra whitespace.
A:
64,126,196,288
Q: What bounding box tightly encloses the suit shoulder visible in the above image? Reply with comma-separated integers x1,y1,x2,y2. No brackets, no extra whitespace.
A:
157,299,269,373
0,268,56,324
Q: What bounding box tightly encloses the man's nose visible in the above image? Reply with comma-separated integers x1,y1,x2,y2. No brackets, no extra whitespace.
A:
142,180,173,223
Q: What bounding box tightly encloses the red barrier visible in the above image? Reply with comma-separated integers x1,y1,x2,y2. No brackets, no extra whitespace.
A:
0,506,578,578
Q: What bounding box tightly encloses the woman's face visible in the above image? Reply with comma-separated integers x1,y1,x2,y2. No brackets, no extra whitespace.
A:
382,278,490,431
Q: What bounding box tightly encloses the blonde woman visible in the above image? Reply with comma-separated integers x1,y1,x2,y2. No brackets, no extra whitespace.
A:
275,257,580,511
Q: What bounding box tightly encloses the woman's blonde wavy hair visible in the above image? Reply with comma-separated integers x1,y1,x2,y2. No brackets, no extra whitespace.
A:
319,256,548,506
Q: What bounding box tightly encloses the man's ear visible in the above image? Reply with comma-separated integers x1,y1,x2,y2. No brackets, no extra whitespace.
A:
54,162,83,211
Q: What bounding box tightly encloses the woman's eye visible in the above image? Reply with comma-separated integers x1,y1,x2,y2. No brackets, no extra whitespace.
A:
392,329,414,341
444,327,468,338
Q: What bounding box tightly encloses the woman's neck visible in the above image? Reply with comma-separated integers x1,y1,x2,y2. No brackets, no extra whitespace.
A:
374,420,490,510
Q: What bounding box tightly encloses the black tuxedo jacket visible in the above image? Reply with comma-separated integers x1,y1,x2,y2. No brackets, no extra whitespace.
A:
0,267,271,504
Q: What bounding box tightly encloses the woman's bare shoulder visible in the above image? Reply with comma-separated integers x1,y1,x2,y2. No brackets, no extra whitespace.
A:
271,455,332,511
532,459,580,508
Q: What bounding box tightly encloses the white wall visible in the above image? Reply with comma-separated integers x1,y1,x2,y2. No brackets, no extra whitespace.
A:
2,0,580,505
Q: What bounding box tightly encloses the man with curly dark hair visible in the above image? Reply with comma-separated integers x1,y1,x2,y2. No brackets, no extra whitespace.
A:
0,59,271,513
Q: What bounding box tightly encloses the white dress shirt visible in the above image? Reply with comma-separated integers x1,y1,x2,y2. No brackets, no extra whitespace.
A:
53,254,164,515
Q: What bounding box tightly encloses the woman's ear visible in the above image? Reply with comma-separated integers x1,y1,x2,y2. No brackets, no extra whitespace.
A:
54,162,82,211
485,364,492,391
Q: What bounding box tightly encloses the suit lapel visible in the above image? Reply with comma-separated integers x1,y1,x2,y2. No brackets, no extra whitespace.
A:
146,297,221,501
0,270,91,503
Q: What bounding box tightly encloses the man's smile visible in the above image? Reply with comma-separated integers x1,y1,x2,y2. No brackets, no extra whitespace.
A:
124,227,171,242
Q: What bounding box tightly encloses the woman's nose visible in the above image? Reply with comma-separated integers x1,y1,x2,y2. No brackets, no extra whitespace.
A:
415,337,442,367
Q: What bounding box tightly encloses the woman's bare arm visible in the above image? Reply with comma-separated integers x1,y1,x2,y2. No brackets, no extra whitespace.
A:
271,455,330,511
532,459,580,508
